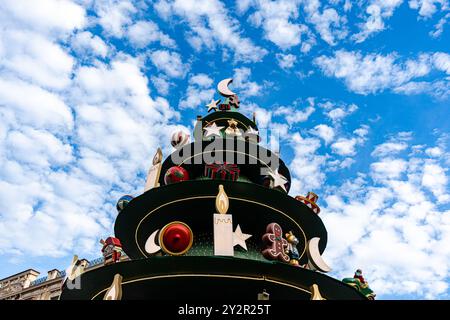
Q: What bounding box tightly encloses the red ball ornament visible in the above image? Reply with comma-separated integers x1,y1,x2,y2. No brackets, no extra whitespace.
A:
159,221,193,255
164,166,189,185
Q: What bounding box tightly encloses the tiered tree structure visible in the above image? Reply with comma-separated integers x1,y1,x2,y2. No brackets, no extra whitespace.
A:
60,79,372,300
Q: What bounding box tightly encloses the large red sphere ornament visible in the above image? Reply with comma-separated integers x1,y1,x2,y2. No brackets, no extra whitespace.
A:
158,221,193,255
164,166,189,185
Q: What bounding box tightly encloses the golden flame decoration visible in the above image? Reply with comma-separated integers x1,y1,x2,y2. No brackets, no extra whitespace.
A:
103,274,123,300
215,184,229,214
310,284,326,300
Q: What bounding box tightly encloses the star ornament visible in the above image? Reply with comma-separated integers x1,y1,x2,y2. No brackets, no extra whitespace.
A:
204,122,224,138
206,99,221,112
268,169,289,192
233,225,252,251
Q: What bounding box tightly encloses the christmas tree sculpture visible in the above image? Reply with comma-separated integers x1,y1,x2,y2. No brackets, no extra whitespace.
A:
60,78,372,300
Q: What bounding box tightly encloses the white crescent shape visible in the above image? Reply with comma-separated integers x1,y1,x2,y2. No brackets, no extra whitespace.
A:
307,237,332,273
217,78,236,97
144,229,161,254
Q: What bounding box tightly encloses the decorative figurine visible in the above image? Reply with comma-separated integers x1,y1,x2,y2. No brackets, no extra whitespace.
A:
342,269,376,300
262,223,290,263
164,166,189,185
171,130,190,149
295,192,321,214
100,237,123,265
116,195,134,212
204,162,240,181
158,221,193,256
229,94,240,109
144,147,163,192
285,231,301,266
224,118,242,137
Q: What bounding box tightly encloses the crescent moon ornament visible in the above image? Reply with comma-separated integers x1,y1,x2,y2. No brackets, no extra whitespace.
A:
144,229,161,254
217,78,236,97
306,237,332,273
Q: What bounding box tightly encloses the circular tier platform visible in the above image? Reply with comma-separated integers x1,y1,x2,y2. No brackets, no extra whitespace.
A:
200,110,258,132
115,180,327,265
59,256,366,300
161,139,291,188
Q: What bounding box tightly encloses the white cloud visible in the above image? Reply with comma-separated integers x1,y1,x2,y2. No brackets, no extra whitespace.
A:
179,73,215,109
314,50,450,97
273,97,315,125
151,75,172,96
372,142,409,157
321,141,450,299
0,78,74,131
331,137,358,156
149,50,189,78
247,0,305,49
409,0,449,18
276,53,297,69
302,0,348,45
425,146,444,157
331,125,368,156
289,132,326,195
0,30,74,90
325,103,358,122
233,67,265,97
154,0,267,62
310,124,335,144
95,0,136,37
371,158,408,180
71,31,109,58
352,0,403,43
0,0,86,36
429,13,450,38
422,162,449,203
127,20,176,48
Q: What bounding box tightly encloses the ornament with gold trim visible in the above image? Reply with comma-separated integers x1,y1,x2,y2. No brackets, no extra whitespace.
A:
164,166,190,185
116,195,133,212
295,192,320,214
159,221,193,255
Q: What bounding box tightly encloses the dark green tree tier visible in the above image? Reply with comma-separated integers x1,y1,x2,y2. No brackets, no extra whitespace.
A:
115,180,326,263
59,256,366,300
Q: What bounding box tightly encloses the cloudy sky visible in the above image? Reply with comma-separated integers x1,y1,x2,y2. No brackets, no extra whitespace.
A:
0,0,449,299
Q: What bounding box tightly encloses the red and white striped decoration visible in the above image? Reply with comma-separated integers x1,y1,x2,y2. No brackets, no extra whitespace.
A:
295,192,320,214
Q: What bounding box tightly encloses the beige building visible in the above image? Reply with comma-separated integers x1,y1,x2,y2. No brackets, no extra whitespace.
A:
0,257,106,300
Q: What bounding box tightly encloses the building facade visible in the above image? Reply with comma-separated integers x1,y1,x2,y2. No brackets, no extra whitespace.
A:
0,257,108,300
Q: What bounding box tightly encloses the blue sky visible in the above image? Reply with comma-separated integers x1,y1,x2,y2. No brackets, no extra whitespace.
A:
0,0,449,299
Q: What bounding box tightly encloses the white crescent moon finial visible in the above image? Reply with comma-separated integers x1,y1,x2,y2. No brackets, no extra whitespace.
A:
217,78,236,97
145,229,161,254
307,237,332,273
